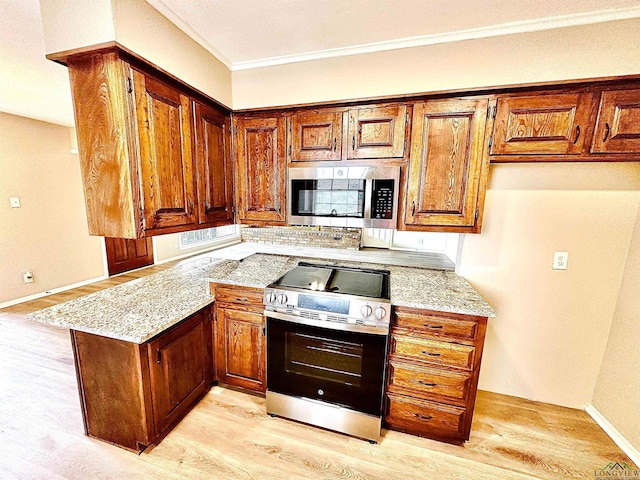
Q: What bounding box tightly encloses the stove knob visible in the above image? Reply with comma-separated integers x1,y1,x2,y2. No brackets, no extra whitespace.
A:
374,307,387,320
277,294,288,305
267,292,277,304
360,304,373,318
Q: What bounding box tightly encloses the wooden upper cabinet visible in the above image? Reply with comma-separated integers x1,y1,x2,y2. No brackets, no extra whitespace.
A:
491,93,595,156
290,111,343,161
234,116,287,225
404,98,490,231
66,49,233,238
348,105,408,159
68,52,141,238
193,101,234,225
591,89,640,154
132,68,197,232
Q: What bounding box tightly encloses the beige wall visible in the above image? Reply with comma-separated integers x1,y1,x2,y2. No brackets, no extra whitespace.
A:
232,18,640,109
0,112,105,304
39,0,232,108
459,163,640,408
592,203,640,450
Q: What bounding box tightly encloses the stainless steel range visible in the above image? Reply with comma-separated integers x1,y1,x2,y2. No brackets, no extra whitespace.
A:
263,262,391,443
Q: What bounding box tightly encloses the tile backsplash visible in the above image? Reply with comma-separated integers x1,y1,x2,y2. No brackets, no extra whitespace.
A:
240,226,361,250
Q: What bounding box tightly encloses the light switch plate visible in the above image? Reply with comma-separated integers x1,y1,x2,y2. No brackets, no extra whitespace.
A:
10,196,21,208
553,251,569,270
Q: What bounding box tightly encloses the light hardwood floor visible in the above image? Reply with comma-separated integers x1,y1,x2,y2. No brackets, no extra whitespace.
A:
0,264,636,479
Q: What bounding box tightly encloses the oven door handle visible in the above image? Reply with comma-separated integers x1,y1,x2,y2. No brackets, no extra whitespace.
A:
264,310,389,336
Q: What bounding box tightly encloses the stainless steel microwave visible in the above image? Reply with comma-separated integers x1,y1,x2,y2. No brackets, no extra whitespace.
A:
287,166,400,229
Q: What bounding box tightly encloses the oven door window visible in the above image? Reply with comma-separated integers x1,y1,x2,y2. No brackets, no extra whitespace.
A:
291,179,365,218
267,318,387,416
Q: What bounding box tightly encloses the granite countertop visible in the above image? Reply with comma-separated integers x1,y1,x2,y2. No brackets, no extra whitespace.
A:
28,256,237,343
28,245,495,345
208,253,496,318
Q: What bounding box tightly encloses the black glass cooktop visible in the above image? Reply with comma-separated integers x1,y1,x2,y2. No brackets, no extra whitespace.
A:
275,262,390,299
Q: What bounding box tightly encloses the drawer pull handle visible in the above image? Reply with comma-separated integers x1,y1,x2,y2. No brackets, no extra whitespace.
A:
422,351,441,357
413,413,433,421
573,125,581,144
235,297,249,302
418,381,437,387
423,324,443,329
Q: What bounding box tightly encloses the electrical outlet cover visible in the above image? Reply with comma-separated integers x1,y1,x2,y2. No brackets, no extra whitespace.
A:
553,251,569,270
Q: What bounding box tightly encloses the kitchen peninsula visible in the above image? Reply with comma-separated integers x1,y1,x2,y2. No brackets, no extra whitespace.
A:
28,243,494,451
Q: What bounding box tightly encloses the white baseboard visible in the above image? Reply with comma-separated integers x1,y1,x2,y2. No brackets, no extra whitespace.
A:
585,403,640,467
0,275,108,310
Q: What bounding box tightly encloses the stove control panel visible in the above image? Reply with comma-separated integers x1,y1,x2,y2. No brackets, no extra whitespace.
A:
263,286,391,329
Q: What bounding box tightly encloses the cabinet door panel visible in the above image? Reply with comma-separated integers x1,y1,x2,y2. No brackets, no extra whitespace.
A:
491,93,594,155
215,306,266,392
148,310,212,433
290,111,342,161
405,98,488,228
348,106,407,159
194,102,234,225
591,89,640,154
133,69,197,231
105,237,154,275
235,117,286,224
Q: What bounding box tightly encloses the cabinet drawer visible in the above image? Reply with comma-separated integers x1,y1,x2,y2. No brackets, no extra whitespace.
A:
211,285,264,306
394,311,477,341
385,393,465,439
390,334,475,370
388,361,471,401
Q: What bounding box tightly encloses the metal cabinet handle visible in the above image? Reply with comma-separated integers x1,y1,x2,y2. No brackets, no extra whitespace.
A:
333,137,337,152
573,125,581,144
418,381,437,387
411,201,415,216
156,348,161,364
413,413,433,421
352,135,355,150
235,297,249,302
423,324,443,329
422,351,441,357
188,199,194,215
603,122,610,142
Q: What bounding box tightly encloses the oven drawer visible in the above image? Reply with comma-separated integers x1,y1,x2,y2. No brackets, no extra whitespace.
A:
385,393,466,439
390,334,475,370
212,285,264,307
393,311,477,341
388,361,471,401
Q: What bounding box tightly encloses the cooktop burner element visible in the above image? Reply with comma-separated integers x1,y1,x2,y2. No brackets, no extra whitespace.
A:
276,265,333,292
264,262,391,335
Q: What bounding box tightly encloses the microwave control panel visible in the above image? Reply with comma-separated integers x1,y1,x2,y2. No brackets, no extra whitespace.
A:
371,179,395,219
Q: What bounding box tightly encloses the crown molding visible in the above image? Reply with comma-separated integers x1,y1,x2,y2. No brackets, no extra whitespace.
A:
145,0,233,68
145,3,640,72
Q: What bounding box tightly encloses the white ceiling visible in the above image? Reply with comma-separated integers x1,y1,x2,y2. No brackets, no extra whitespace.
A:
1,0,640,126
147,0,640,70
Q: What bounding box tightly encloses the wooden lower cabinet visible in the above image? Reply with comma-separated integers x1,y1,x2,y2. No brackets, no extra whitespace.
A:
211,284,266,393
70,306,213,452
384,307,488,442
